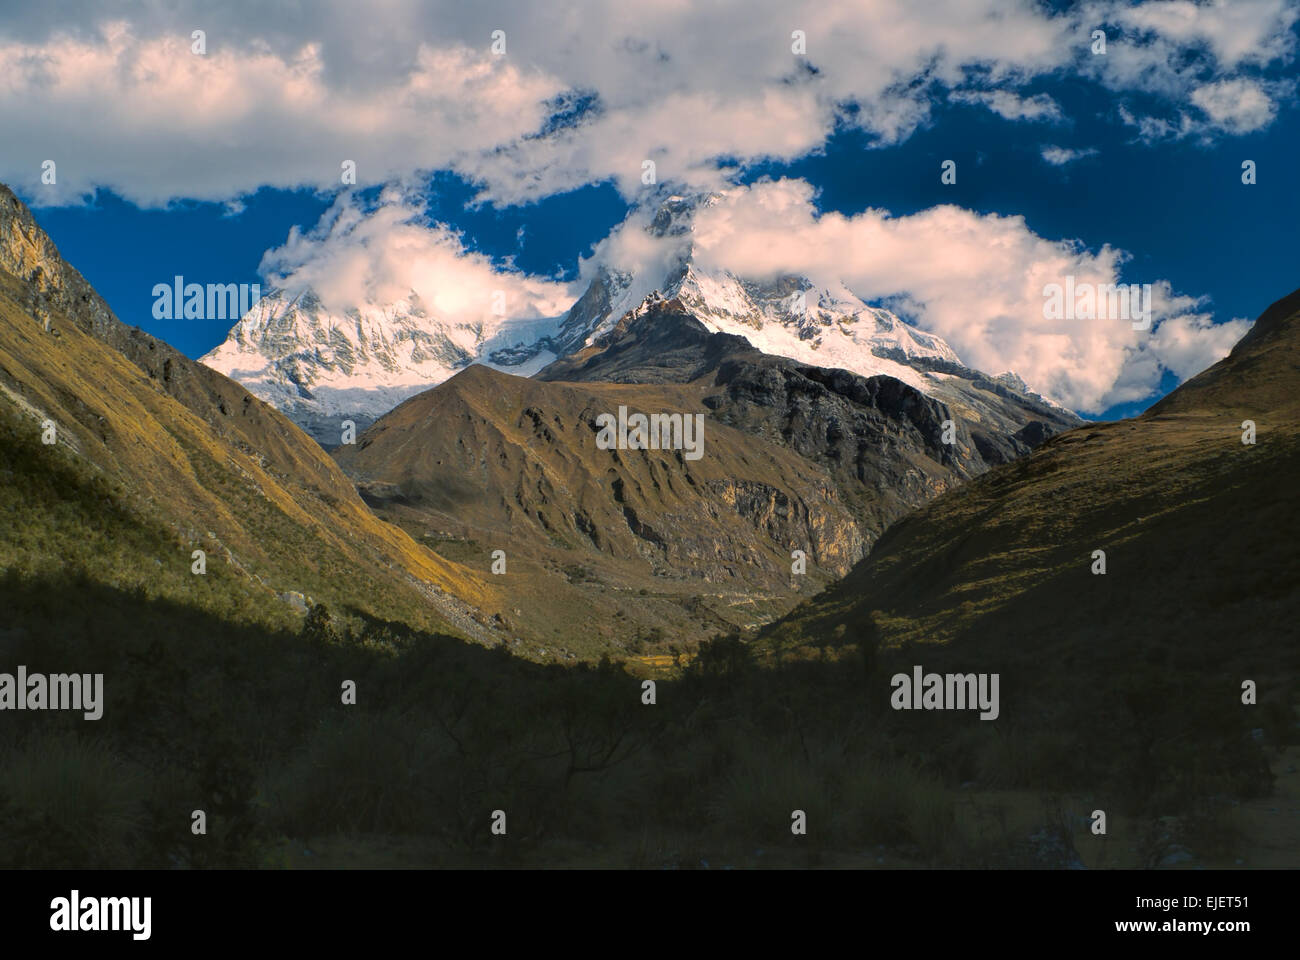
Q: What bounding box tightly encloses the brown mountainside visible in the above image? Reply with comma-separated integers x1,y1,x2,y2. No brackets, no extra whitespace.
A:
334,363,863,654
336,298,1081,655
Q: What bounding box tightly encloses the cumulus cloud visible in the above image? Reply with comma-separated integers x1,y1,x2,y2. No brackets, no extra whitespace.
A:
1120,80,1292,142
951,90,1064,122
1118,75,1290,142
1189,77,1278,133
0,22,561,207
0,0,1294,206
588,179,1243,413
1078,0,1298,95
1080,0,1297,142
1104,0,1299,71
1041,145,1099,165
258,188,574,324
1145,309,1251,381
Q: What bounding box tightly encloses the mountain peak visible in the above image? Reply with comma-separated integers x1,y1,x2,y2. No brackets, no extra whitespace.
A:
0,183,122,343
201,274,567,444
1147,284,1298,418
193,181,1079,443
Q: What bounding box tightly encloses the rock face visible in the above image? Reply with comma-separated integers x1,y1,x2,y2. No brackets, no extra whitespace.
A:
340,361,868,580
542,297,1080,543
760,283,1299,660
202,192,1078,446
0,184,311,454
0,185,121,340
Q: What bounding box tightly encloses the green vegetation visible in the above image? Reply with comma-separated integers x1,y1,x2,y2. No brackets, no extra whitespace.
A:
0,404,294,632
0,567,1283,868
0,400,1291,867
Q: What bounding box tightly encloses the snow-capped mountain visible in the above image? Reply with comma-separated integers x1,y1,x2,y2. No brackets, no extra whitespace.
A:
202,192,1070,445
556,262,962,398
550,195,962,394
548,194,1074,433
201,288,566,443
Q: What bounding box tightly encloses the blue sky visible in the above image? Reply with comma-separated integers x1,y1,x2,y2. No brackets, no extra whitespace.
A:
5,1,1299,419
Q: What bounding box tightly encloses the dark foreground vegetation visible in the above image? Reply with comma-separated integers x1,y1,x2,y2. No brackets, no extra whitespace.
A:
2,349,1294,869
0,566,1288,868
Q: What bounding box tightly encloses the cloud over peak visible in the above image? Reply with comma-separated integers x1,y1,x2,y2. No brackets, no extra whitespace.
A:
259,188,573,324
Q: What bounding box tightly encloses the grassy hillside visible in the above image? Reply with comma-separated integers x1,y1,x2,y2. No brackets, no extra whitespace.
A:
4,376,1277,869
0,262,497,642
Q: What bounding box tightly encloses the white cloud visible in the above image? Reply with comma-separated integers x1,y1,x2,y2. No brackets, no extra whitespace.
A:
1190,77,1278,133
1146,309,1251,381
589,179,1243,413
1107,0,1299,71
0,22,561,207
1118,74,1289,142
258,188,573,324
0,0,1293,206
1080,0,1297,142
951,90,1063,122
1079,0,1298,95
1117,104,1198,142
1041,145,1099,165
